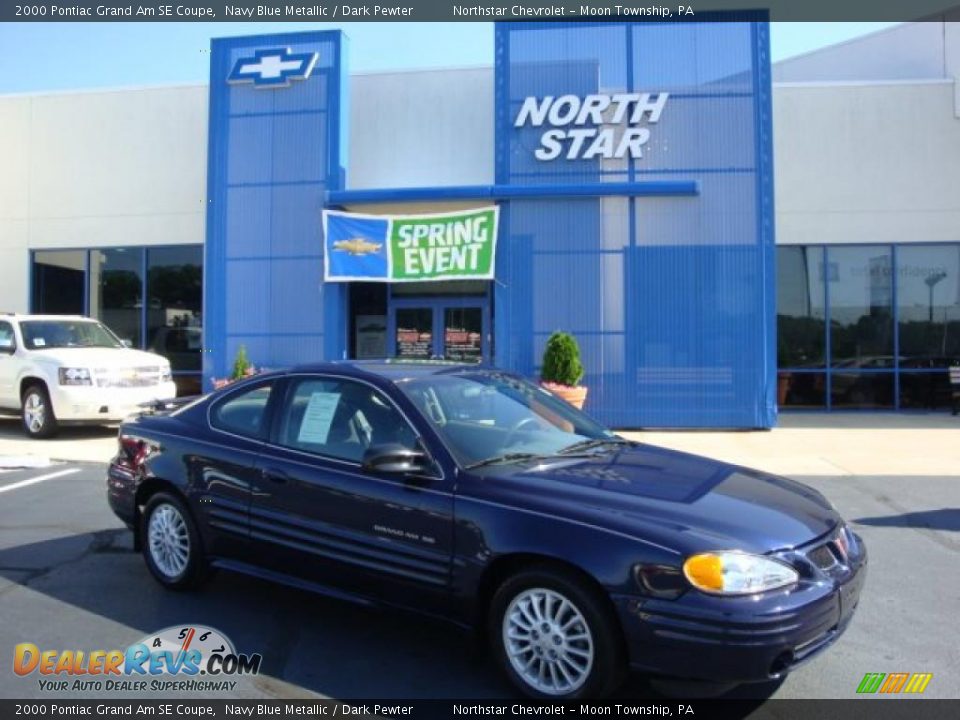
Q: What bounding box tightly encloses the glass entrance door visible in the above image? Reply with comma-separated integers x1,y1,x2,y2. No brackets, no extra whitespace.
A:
389,298,489,363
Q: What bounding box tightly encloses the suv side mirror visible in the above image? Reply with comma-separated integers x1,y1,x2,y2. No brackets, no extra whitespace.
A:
121,339,133,348
0,339,14,354
362,443,430,475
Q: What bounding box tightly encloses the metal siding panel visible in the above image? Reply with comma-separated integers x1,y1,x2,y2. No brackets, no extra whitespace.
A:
206,32,346,387
496,19,774,428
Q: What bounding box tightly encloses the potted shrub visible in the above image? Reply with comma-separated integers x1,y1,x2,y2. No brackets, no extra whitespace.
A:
540,331,588,409
212,345,257,390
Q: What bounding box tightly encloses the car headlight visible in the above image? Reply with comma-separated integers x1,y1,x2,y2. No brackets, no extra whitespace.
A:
58,367,93,386
159,366,172,383
683,551,799,595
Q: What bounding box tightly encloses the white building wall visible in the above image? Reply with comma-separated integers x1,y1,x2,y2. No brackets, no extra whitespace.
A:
0,96,31,313
347,67,494,189
773,80,960,246
0,84,208,313
773,23,948,84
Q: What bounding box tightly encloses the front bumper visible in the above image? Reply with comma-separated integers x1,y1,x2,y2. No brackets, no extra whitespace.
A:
613,535,868,684
50,382,178,422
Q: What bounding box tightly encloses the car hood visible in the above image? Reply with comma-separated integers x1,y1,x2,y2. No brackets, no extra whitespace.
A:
466,443,839,555
28,347,168,368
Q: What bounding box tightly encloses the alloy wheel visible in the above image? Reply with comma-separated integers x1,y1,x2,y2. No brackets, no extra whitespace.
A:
147,504,191,579
24,392,45,434
502,587,595,695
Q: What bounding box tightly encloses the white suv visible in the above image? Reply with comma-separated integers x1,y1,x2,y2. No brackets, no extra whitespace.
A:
0,314,177,438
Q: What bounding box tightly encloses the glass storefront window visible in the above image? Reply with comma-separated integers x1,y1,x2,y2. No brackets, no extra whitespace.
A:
896,245,960,368
831,372,895,409
31,245,202,397
32,250,86,315
777,246,826,368
145,246,204,396
828,246,894,369
89,248,144,348
777,243,959,410
778,372,826,409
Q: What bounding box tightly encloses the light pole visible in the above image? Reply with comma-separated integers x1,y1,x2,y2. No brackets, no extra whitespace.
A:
924,271,947,323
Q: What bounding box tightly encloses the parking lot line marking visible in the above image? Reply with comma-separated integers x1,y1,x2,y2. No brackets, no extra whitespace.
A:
0,467,81,494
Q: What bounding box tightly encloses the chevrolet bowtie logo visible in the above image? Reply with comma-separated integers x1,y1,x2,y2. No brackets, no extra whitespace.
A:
227,48,318,88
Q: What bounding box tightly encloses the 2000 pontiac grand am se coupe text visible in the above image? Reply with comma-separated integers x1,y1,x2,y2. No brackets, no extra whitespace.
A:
107,361,867,699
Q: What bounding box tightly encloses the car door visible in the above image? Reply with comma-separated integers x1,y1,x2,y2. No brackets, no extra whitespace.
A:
0,321,17,409
198,378,280,559
248,374,455,616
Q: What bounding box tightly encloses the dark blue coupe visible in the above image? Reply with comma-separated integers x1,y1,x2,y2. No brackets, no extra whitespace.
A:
107,361,866,698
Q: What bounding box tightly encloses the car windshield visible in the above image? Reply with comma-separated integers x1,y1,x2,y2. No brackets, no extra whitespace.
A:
20,320,124,350
396,372,619,468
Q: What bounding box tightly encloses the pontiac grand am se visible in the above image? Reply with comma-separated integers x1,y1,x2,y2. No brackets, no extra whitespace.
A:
107,361,866,699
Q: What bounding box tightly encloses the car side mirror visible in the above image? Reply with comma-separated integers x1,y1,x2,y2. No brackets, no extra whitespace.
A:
362,443,430,475
0,339,14,354
121,339,133,348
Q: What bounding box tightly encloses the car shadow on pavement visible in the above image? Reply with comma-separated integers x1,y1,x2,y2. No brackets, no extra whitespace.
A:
853,508,960,532
0,530,780,705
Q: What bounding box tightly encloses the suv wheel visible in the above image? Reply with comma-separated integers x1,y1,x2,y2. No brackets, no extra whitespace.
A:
141,492,208,590
22,384,58,439
489,567,626,699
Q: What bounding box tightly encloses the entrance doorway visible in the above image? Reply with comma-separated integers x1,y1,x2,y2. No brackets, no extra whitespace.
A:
389,297,489,364
348,281,491,363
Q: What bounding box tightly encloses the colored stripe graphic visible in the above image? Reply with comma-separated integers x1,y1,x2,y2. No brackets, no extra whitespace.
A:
903,673,933,694
879,673,909,693
857,673,885,693
857,672,932,694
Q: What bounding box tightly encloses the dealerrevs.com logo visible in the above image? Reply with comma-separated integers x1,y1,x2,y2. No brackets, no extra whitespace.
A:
14,625,262,693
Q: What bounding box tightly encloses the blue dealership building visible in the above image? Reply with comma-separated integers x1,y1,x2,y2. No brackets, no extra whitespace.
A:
204,19,776,429
4,20,960,427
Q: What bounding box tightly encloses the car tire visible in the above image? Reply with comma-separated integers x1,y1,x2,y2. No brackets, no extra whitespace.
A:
489,566,626,699
140,492,209,591
21,384,58,439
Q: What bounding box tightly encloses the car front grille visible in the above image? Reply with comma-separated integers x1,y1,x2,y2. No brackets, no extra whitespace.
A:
806,542,841,571
793,524,860,576
95,367,163,388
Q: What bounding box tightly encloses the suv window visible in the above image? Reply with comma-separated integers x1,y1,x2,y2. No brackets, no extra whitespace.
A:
210,383,274,439
19,319,123,350
0,322,15,352
276,377,418,463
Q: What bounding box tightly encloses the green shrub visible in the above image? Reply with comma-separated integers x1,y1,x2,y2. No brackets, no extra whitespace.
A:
541,331,585,387
231,344,252,380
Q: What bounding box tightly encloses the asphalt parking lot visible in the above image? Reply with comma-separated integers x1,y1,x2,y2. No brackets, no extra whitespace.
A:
0,434,958,701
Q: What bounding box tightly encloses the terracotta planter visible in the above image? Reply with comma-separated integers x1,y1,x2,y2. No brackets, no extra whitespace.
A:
542,381,588,410
777,372,793,405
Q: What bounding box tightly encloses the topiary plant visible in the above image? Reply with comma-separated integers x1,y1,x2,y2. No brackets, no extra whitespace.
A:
541,331,585,388
230,344,252,380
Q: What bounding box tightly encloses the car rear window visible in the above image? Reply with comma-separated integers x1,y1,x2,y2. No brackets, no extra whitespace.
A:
210,383,274,439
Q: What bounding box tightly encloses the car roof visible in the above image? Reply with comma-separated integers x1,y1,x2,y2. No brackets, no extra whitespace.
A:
289,359,490,381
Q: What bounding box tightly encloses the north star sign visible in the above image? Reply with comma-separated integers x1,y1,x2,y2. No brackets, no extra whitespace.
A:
227,48,319,88
514,93,669,161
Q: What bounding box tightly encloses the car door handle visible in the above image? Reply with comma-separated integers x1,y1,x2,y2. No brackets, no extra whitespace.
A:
260,468,290,484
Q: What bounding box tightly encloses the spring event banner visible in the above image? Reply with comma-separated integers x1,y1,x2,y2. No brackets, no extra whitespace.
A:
322,207,499,283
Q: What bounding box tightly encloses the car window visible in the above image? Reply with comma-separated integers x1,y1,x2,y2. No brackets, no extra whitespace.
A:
276,377,418,463
20,320,123,350
398,372,613,467
210,383,274,439
0,322,14,351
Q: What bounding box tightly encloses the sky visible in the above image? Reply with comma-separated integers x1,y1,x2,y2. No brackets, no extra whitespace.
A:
0,22,899,93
